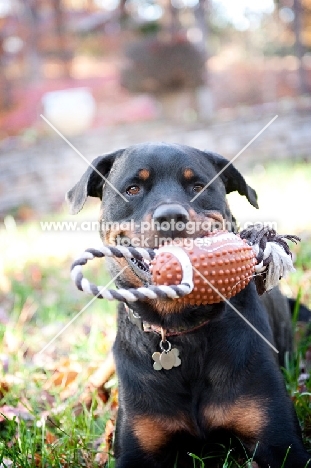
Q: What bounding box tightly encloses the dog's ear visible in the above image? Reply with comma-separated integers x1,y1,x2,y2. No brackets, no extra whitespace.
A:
66,150,123,214
206,151,259,209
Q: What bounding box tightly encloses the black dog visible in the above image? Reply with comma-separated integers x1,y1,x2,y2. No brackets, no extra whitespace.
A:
67,143,310,467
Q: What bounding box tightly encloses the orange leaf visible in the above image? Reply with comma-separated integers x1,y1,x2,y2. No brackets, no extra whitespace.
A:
94,419,115,466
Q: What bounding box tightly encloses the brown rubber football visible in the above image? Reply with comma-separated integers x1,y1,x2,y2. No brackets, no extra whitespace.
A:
150,231,256,305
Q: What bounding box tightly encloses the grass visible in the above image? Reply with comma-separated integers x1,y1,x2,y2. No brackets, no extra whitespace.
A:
228,160,311,233
0,407,108,467
0,160,310,467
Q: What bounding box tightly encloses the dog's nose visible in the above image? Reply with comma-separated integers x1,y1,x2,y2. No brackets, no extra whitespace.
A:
153,204,189,238
153,204,189,225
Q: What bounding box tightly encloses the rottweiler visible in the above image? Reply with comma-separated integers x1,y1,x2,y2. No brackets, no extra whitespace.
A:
67,143,310,468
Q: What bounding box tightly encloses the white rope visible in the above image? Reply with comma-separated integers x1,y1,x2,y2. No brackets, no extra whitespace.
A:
71,246,193,302
264,242,295,291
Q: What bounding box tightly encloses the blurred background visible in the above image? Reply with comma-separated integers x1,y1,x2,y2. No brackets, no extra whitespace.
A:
0,0,311,221
0,3,311,460
0,0,310,222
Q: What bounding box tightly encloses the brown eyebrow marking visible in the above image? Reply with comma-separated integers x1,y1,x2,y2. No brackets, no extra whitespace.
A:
183,168,194,179
138,169,150,180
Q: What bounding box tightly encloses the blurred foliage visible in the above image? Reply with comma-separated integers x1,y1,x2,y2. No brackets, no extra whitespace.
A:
121,36,205,94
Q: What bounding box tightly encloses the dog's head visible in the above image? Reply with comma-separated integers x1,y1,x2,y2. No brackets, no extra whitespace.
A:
67,143,258,295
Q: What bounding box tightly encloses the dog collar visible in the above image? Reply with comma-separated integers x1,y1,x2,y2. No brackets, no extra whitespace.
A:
124,304,210,337
124,304,211,371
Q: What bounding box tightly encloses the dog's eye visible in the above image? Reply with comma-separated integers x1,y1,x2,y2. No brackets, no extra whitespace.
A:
193,184,205,193
126,185,141,196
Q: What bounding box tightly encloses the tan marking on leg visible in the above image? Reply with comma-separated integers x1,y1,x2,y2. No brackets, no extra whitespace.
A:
230,399,267,437
204,398,267,439
133,414,195,453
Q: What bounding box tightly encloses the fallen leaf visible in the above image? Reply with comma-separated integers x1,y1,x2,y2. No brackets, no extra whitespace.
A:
94,418,115,466
0,403,33,422
0,458,14,467
45,431,58,445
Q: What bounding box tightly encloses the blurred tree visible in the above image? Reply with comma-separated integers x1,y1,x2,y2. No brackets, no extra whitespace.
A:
24,0,42,82
302,0,311,45
168,1,181,37
194,0,209,60
119,1,208,104
0,34,13,110
275,0,309,93
293,0,308,93
53,0,71,77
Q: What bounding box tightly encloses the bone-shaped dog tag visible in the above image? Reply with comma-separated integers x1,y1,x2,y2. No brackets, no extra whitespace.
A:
152,348,181,370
